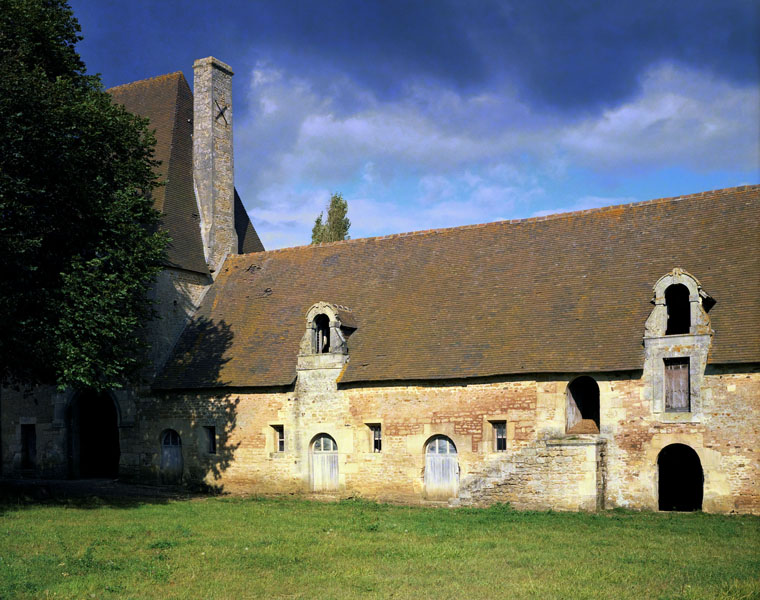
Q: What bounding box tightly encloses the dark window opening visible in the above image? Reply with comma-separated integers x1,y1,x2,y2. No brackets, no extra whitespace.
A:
314,314,330,353
493,421,507,451
566,376,600,434
664,357,690,412
665,284,690,335
369,424,382,452
273,425,285,452
20,424,36,469
162,429,181,447
204,426,216,454
658,443,703,511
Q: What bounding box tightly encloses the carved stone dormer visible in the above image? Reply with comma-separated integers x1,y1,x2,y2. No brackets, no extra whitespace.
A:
644,268,714,338
297,302,357,371
643,269,715,422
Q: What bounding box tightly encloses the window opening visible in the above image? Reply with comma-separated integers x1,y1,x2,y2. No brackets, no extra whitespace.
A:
664,357,690,412
204,426,216,454
658,444,703,511
20,424,36,469
665,284,690,335
493,421,507,451
368,424,382,452
566,376,600,433
272,425,285,452
313,314,330,353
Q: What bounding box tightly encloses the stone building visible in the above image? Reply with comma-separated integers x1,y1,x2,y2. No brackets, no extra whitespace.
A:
2,58,758,513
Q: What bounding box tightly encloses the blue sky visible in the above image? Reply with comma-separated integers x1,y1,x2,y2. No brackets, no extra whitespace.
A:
70,0,759,249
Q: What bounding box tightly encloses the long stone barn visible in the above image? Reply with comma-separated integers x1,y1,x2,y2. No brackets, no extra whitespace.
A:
2,58,758,513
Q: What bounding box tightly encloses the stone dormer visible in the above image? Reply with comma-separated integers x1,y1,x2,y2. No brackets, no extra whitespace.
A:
643,268,715,422
297,302,357,371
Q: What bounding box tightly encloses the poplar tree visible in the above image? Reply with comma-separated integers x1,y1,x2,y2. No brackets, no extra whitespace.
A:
0,0,167,390
311,193,351,244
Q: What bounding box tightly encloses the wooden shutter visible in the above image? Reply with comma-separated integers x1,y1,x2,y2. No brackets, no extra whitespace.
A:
665,358,690,412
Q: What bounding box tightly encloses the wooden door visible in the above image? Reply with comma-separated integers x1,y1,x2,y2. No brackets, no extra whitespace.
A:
311,434,338,492
425,436,459,500
160,430,183,484
665,358,690,412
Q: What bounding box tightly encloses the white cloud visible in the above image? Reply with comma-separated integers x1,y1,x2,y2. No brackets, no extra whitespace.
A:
236,61,758,249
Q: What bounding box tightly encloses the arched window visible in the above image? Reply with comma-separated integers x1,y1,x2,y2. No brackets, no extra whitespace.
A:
658,444,703,511
665,284,690,335
566,376,600,434
313,314,330,353
310,434,338,491
424,436,459,500
160,429,183,484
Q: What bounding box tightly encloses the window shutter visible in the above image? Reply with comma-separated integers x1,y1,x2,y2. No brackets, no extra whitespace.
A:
665,358,690,412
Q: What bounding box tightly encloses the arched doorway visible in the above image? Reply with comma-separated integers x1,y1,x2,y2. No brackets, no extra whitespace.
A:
424,436,459,500
310,434,338,492
68,390,120,478
658,444,703,511
160,429,183,484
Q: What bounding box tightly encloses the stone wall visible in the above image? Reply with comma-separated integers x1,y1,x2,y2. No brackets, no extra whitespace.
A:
130,364,759,513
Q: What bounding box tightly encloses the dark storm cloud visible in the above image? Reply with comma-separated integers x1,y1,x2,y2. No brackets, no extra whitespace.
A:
73,0,758,114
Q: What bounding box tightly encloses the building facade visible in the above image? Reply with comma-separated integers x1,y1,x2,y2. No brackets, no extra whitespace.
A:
2,58,758,513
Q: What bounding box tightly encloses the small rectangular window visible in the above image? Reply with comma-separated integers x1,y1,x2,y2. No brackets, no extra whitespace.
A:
664,357,690,412
368,424,382,452
20,424,36,469
204,426,216,454
272,425,285,452
493,421,507,451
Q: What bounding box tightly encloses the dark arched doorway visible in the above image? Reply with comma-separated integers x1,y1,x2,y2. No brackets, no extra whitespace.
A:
68,391,120,478
658,444,703,511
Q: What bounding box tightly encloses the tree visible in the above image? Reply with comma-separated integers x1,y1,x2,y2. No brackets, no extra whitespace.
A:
311,193,350,244
0,0,167,391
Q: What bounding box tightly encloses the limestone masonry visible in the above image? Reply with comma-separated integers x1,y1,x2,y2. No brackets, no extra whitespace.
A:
2,58,758,514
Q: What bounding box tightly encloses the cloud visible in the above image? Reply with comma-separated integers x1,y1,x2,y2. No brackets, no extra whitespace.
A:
238,60,757,249
562,65,760,171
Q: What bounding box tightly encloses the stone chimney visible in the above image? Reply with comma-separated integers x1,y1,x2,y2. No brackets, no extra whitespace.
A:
193,57,238,276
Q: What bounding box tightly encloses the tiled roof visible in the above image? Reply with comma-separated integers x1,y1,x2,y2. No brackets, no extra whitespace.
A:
108,72,264,274
155,185,760,389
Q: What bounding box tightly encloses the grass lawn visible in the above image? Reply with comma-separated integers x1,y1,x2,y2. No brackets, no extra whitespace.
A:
0,496,758,599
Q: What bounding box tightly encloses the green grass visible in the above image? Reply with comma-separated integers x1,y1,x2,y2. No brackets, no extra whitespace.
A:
0,497,758,599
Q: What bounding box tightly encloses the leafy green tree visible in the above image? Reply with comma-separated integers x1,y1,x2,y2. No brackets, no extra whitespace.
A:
311,193,351,244
0,0,167,391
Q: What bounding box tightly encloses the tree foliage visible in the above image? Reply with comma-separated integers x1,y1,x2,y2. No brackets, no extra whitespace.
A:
311,193,350,244
0,0,167,391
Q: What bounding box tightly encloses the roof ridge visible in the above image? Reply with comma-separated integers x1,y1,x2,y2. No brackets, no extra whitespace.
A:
107,71,185,92
236,184,759,259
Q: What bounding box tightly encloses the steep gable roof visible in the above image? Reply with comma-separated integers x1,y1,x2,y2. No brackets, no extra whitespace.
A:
155,185,759,389
108,72,263,274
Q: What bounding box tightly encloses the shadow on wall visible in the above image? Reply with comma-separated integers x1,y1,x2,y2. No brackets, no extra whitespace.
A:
153,316,240,491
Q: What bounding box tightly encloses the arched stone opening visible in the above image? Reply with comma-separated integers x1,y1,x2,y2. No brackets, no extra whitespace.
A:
658,443,703,511
160,429,183,484
566,376,600,434
424,436,459,500
310,433,338,492
67,390,120,478
313,314,330,353
665,284,690,335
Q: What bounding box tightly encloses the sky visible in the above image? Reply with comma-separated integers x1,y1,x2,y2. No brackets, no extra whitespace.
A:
70,0,759,250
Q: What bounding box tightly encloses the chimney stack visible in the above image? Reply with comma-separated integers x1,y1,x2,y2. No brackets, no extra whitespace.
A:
193,57,238,276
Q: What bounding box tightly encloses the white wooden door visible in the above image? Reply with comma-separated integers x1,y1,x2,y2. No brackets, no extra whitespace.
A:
425,436,459,500
311,434,338,492
160,430,183,484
